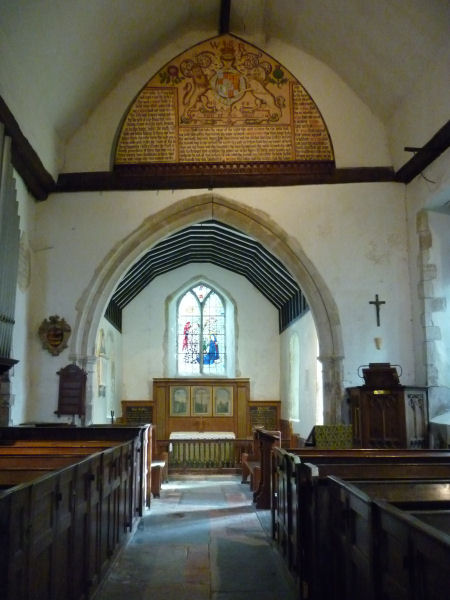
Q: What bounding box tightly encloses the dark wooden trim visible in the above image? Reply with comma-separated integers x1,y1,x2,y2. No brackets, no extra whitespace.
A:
0,96,55,201
56,165,394,193
1,90,447,200
219,0,231,34
395,120,450,184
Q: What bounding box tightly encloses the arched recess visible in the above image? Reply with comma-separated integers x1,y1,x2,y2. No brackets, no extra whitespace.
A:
71,193,344,423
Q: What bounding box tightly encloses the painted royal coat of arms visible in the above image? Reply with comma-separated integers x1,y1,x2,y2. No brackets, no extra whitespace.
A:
115,34,333,166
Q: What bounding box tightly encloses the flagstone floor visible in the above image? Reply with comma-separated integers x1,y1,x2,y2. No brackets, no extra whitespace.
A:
93,474,297,600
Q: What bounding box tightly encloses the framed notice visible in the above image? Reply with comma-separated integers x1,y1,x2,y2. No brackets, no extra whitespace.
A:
249,405,278,430
170,385,190,416
191,386,212,416
122,401,153,425
213,386,233,417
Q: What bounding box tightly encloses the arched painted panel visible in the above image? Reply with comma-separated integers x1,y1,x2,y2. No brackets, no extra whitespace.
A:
114,34,334,170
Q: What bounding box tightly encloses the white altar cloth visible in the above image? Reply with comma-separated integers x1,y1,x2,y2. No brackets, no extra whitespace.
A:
169,431,235,440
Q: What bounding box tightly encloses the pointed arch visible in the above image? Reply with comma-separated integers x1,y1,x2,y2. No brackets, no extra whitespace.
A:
71,193,344,423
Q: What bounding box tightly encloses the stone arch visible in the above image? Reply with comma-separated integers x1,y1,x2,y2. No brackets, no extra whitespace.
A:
71,193,344,423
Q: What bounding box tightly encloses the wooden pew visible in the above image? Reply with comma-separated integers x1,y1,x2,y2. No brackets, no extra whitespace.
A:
150,453,168,498
326,477,450,600
241,427,262,491
150,425,168,498
0,439,119,447
241,427,281,509
270,447,450,599
375,499,450,600
0,454,96,468
271,447,300,571
0,445,112,455
0,425,150,600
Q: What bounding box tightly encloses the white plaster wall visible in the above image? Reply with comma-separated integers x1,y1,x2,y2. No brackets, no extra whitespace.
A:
388,43,450,171
427,211,450,390
121,263,280,401
0,17,63,178
280,310,321,440
64,35,390,172
25,180,416,421
229,183,415,388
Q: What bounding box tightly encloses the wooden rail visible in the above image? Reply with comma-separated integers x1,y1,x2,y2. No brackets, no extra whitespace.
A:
157,438,253,470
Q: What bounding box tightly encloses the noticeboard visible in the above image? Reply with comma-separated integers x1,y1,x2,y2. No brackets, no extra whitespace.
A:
249,405,278,431
123,403,153,425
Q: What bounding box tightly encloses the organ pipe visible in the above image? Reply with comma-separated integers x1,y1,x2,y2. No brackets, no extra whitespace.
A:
0,123,20,358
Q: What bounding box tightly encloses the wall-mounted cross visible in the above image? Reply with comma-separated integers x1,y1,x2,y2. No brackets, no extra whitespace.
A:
369,294,386,327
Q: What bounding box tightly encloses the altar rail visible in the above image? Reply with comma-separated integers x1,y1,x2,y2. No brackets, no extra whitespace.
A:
157,438,253,470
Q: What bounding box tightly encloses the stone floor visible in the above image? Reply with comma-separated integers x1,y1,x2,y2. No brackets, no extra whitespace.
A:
93,474,297,600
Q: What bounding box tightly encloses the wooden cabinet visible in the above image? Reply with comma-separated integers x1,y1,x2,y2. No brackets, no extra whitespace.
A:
348,386,428,449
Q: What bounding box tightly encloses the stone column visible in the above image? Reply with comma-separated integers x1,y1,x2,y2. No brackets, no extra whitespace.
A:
318,354,344,424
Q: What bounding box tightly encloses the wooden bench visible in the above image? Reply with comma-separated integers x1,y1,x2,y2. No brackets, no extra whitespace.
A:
326,477,450,600
151,450,168,498
241,428,262,490
374,498,450,600
271,447,450,599
0,425,150,600
241,427,281,508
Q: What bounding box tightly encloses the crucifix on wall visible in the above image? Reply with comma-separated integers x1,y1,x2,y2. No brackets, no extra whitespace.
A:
369,294,386,327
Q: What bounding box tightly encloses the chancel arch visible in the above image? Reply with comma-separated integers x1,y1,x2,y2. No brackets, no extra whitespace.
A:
71,193,344,424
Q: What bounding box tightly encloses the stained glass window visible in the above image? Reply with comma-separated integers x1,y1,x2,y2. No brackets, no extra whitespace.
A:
177,284,225,375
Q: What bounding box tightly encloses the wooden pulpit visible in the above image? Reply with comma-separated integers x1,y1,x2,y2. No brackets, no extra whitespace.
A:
348,363,428,448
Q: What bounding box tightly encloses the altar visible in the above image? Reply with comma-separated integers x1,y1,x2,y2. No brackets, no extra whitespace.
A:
169,431,236,468
169,431,235,440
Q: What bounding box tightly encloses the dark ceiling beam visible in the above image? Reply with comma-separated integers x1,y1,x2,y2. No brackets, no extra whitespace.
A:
396,120,450,184
0,96,54,201
219,0,231,34
1,81,446,201
55,166,395,192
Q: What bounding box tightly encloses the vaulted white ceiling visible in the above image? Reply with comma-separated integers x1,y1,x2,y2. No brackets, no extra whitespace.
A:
1,0,448,144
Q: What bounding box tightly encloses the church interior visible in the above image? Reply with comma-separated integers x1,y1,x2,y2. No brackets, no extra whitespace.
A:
0,1,449,599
